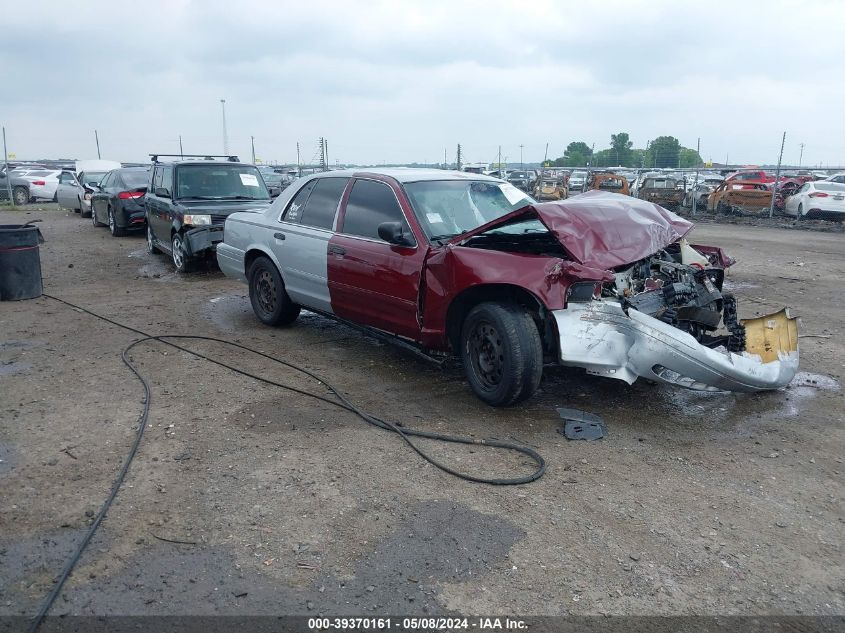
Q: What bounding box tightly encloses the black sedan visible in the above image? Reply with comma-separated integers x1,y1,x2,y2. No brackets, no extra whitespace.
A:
90,167,151,236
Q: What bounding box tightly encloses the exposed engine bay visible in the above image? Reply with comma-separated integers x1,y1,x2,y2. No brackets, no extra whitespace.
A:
609,240,746,352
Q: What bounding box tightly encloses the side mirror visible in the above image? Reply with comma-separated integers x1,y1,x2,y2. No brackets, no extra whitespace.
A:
268,187,281,198
377,221,415,247
154,187,171,198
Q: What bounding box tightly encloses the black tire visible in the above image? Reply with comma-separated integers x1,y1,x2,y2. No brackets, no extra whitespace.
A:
108,207,126,236
146,223,161,254
248,256,300,326
12,186,28,206
52,191,58,203
460,302,543,407
79,197,91,218
171,232,193,273
796,203,804,221
92,204,104,227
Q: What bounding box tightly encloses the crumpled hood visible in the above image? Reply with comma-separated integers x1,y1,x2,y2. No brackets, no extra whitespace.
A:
452,190,694,270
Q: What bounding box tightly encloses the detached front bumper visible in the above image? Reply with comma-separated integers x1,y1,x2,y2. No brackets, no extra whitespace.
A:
184,225,224,256
552,301,799,392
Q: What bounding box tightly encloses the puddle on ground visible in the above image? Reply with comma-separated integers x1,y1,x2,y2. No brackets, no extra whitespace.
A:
0,361,32,376
780,371,840,417
723,279,761,291
201,293,254,332
0,442,14,476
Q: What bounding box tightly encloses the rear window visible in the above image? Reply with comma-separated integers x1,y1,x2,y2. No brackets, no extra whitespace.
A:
814,182,845,192
298,177,349,230
121,170,149,188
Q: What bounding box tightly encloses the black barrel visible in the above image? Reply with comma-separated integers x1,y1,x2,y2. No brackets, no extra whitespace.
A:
0,223,44,301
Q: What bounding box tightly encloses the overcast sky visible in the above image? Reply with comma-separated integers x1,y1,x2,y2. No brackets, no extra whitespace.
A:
2,0,843,167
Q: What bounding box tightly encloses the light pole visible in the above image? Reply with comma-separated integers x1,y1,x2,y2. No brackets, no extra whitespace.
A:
798,143,805,169
220,99,229,155
520,144,524,169
251,136,255,164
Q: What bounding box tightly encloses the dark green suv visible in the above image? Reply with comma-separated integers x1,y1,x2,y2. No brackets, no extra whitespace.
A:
144,155,278,272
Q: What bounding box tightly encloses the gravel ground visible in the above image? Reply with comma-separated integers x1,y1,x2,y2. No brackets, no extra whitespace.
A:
0,203,843,618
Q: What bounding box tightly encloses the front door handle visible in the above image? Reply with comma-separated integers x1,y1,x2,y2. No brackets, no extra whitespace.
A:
328,245,345,256
273,232,285,240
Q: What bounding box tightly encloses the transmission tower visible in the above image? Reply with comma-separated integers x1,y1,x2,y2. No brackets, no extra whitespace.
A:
456,143,462,170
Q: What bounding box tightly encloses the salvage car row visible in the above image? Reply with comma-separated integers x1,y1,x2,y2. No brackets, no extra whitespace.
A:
46,154,802,406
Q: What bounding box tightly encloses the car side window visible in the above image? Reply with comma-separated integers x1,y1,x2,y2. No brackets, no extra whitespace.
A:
298,177,348,230
100,172,113,188
59,171,75,184
342,179,413,243
282,180,317,223
152,167,163,191
799,183,810,193
161,167,173,194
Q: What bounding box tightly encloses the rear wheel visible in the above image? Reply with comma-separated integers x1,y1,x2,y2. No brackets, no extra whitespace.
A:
108,207,126,236
248,256,300,326
146,223,161,254
12,186,28,206
460,302,543,407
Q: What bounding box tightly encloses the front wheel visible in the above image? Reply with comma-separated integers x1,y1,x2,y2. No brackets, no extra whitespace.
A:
171,232,193,273
92,204,104,227
248,256,300,326
460,302,543,407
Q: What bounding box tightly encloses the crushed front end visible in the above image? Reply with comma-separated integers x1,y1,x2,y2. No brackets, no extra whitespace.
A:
554,240,799,391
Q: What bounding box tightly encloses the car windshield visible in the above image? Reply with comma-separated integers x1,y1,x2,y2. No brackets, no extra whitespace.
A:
571,171,587,178
175,164,270,200
404,180,534,241
122,170,150,188
509,171,529,179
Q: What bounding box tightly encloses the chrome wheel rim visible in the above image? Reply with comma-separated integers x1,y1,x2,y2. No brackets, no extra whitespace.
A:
147,226,154,251
172,236,184,269
108,209,114,232
255,269,277,315
468,320,503,389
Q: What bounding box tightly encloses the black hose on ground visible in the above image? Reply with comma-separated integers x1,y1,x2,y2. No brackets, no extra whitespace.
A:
28,294,545,632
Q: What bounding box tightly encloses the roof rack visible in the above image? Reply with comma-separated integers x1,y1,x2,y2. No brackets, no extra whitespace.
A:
149,154,240,163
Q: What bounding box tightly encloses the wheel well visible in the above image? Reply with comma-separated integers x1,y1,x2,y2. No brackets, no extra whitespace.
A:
445,284,557,358
244,248,275,279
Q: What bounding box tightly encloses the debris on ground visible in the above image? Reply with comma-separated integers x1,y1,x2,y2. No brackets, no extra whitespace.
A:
556,407,607,440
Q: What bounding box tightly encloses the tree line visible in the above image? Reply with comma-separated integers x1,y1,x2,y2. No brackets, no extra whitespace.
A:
551,133,703,169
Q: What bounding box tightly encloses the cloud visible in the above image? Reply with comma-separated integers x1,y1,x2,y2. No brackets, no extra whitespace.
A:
1,0,843,167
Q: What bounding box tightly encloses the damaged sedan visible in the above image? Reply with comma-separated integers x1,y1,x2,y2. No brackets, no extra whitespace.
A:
218,169,798,406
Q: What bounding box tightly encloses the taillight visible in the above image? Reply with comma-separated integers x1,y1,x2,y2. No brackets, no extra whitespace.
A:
118,191,144,200
809,192,829,198
31,180,45,186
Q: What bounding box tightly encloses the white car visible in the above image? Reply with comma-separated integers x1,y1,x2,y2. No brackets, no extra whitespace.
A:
824,173,845,184
56,159,121,217
783,181,845,220
21,169,61,201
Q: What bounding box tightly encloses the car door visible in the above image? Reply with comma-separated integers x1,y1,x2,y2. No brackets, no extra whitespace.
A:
91,171,113,221
271,176,349,313
146,165,167,242
327,177,427,339
56,171,80,209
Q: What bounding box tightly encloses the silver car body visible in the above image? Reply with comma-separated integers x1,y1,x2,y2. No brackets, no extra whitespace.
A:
56,159,120,212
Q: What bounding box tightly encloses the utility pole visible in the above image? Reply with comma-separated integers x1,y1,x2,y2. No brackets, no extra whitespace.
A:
3,127,13,205
94,130,101,159
250,136,255,164
498,145,502,173
692,137,701,214
456,144,462,170
798,143,805,169
220,99,229,155
325,140,329,169
519,144,524,169
769,131,786,218
444,148,447,169
179,135,184,159
296,142,301,176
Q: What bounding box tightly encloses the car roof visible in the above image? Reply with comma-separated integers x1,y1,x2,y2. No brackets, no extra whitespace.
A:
306,168,502,184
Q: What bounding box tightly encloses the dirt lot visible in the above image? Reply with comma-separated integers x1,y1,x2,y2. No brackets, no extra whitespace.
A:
1,204,843,618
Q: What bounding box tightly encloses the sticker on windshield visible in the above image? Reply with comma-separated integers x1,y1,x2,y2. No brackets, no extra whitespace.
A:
426,212,443,224
499,183,526,205
240,173,259,187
